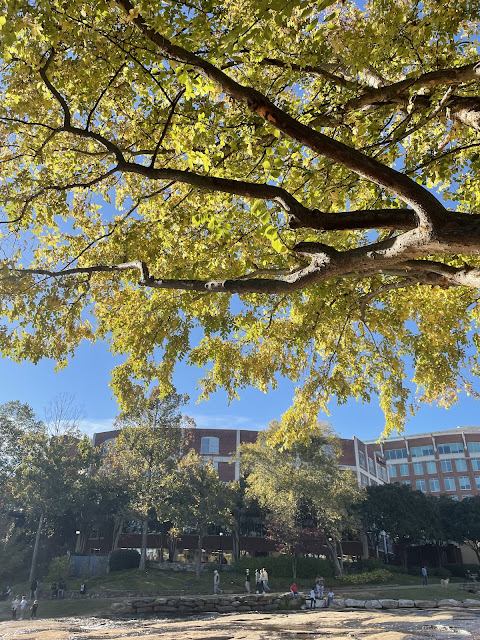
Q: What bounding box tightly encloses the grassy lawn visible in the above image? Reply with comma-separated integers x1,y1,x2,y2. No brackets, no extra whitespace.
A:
337,584,480,602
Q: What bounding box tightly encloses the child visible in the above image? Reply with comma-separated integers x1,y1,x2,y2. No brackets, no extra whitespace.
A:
326,589,334,607
30,600,38,619
309,588,316,609
290,583,298,598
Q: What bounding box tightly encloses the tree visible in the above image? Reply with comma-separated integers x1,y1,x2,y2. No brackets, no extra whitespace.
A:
11,430,98,581
168,450,234,580
450,495,480,564
358,483,435,567
106,388,192,570
241,421,362,576
3,1,480,433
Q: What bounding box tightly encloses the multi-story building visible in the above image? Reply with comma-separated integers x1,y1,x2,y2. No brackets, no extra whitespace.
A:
367,426,480,501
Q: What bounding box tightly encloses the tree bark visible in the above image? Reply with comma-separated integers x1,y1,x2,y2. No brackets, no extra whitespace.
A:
195,531,203,580
325,537,342,576
360,530,370,559
111,517,123,552
29,512,44,583
139,518,148,570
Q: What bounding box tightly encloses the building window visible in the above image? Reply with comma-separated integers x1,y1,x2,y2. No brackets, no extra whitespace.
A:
203,457,219,470
413,462,424,475
451,495,459,501
444,477,456,491
389,465,397,478
471,459,480,471
475,477,480,490
410,445,435,457
463,495,473,499
402,480,411,485
368,457,375,474
429,478,440,492
455,458,468,472
416,479,427,492
459,476,471,491
467,442,480,453
360,473,369,487
385,448,408,460
358,450,366,469
399,463,409,476
200,437,220,454
438,442,464,454
426,461,437,474
441,460,453,472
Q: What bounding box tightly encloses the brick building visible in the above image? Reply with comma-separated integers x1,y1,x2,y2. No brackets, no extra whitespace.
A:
367,425,480,500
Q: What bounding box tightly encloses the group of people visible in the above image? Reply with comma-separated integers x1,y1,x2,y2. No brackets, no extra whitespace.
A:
244,568,270,593
10,595,38,620
290,576,334,608
49,580,67,599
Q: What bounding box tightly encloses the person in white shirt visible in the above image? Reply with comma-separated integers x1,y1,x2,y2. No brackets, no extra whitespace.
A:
18,596,28,621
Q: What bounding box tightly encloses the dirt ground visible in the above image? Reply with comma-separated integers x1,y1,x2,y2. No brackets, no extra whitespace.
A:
1,608,480,640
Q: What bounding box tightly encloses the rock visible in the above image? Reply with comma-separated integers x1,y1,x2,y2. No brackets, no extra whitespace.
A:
379,599,398,609
110,602,126,612
414,600,438,608
329,599,345,609
153,605,178,613
237,605,252,611
438,599,463,607
463,599,480,607
216,605,236,612
345,599,366,608
398,599,414,608
152,598,168,606
365,600,382,609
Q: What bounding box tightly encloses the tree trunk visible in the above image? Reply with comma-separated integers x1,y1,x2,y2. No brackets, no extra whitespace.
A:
75,530,87,553
168,532,178,562
111,517,123,552
232,523,240,563
195,531,203,580
292,554,297,581
360,530,369,559
29,512,44,583
325,537,342,576
337,540,344,574
139,518,148,570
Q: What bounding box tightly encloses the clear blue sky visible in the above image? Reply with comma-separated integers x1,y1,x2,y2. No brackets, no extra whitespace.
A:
0,337,478,441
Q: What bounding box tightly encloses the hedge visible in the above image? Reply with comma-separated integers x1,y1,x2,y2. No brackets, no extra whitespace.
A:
234,555,333,579
337,568,392,585
109,549,141,572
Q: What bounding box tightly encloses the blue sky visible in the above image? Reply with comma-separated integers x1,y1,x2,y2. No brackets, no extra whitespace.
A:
1,336,479,442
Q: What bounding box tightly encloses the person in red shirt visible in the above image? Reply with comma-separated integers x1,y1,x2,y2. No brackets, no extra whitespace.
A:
290,583,299,598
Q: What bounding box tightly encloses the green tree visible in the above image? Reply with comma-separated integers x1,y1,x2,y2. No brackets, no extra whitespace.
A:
107,388,192,570
3,1,480,434
168,450,234,580
359,483,435,567
11,430,98,582
450,495,480,564
241,421,362,576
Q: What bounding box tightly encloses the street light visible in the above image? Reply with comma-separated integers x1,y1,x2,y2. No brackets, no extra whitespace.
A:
219,532,224,571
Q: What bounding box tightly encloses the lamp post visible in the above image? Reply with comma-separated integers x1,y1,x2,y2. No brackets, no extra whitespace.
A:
219,532,224,571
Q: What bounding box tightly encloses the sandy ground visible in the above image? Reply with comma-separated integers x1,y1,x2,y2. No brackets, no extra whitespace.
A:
1,608,480,640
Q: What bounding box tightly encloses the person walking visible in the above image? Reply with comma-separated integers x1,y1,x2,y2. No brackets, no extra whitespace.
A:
245,569,251,593
18,596,28,621
309,588,317,609
80,583,87,598
30,600,38,619
213,569,222,594
11,596,19,620
262,568,270,592
421,566,428,586
255,569,262,593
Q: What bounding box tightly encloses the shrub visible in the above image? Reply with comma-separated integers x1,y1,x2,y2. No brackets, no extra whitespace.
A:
234,555,333,580
358,558,385,572
430,567,452,578
444,563,479,577
337,569,392,585
46,556,73,582
109,549,141,572
384,564,408,574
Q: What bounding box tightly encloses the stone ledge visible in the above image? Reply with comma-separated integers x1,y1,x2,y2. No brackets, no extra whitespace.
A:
111,593,480,616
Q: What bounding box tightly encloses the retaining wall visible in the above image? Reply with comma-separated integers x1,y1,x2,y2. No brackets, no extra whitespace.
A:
111,593,480,616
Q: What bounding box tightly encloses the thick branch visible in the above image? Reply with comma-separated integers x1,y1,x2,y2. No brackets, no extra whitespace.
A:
115,0,449,231
344,62,480,112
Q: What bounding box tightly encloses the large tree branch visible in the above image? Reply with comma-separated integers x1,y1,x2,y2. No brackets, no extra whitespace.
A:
114,0,449,231
343,62,480,112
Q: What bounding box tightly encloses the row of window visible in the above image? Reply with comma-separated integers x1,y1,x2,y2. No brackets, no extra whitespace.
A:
358,450,388,480
384,442,480,460
412,476,478,492
389,457,480,477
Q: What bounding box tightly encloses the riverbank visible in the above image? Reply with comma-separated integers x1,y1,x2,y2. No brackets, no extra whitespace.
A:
1,607,480,640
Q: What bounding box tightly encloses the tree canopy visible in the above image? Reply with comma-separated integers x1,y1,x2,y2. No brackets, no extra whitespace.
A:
2,0,480,434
